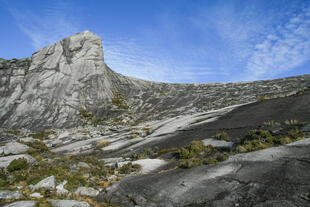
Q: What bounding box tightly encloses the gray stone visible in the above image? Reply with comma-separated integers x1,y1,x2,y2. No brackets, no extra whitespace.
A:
202,138,234,149
77,162,90,168
3,201,36,207
0,190,24,200
30,192,43,198
56,180,69,196
19,137,38,143
51,200,91,207
75,187,99,197
1,31,310,131
2,142,29,156
33,176,55,191
0,154,35,168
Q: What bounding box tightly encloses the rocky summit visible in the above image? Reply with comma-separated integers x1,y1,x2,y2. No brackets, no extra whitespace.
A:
0,31,310,207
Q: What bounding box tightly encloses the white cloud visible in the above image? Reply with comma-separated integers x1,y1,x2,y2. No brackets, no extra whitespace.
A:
245,6,310,80
102,36,216,83
9,1,80,50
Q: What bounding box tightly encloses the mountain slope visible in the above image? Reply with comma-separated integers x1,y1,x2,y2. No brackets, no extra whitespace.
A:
1,31,310,130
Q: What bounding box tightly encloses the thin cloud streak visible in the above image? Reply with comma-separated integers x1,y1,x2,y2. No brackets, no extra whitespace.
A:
9,1,80,50
245,6,310,80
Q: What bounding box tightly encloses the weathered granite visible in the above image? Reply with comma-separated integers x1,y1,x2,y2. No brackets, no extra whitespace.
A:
50,200,91,207
0,190,24,200
3,201,36,207
0,142,29,156
0,154,35,168
33,176,55,191
0,31,310,130
75,187,99,197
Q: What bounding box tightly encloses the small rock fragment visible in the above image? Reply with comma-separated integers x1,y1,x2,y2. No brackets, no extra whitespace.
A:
0,190,24,200
51,200,91,207
3,201,36,207
56,180,69,196
33,176,55,191
30,192,43,198
75,187,99,197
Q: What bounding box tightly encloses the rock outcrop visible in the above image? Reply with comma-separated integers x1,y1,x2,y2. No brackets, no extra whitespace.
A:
1,31,310,130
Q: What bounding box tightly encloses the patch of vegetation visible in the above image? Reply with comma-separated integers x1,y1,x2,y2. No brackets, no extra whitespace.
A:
179,158,202,168
7,158,29,172
96,141,109,148
177,141,229,168
22,140,51,157
111,90,130,110
35,200,53,207
257,96,270,101
119,162,141,174
0,168,9,188
30,130,55,140
264,120,281,127
284,119,300,126
178,141,206,159
215,131,229,141
3,130,21,136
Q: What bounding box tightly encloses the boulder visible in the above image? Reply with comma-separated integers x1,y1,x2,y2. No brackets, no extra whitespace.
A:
1,142,29,156
51,200,91,207
33,176,55,191
56,180,69,196
202,138,234,149
75,187,99,197
0,154,35,168
30,192,43,198
3,201,36,207
77,162,90,168
0,190,24,200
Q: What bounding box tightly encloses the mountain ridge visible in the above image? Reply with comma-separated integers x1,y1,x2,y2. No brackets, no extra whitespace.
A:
1,31,310,130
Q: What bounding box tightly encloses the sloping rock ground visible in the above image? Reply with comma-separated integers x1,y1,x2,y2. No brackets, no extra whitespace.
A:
1,31,310,207
95,92,310,207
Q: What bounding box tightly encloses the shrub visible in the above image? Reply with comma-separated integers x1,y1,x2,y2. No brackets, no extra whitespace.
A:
97,141,109,148
30,130,55,140
263,121,281,127
26,141,50,157
215,131,229,141
287,128,305,140
7,158,28,172
257,96,269,101
244,129,272,142
119,162,141,174
178,141,205,159
3,130,21,136
284,120,299,126
179,158,202,168
279,136,292,145
203,157,218,165
111,90,130,110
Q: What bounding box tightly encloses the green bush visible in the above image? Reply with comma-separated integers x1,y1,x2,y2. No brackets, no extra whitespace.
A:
7,158,28,172
178,141,206,159
257,96,269,101
215,131,229,141
179,158,203,168
119,162,141,174
244,129,272,142
30,130,55,140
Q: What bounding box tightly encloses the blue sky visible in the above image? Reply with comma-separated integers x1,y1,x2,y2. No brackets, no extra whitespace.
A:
0,0,310,83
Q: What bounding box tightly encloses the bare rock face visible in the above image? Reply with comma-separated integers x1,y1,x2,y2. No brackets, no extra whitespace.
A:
0,31,116,129
1,30,310,130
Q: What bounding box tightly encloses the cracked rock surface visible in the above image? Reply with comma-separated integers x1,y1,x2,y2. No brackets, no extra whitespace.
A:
1,31,310,130
1,31,310,207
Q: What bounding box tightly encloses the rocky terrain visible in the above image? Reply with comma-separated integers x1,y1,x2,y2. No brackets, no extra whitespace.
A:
0,31,310,207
